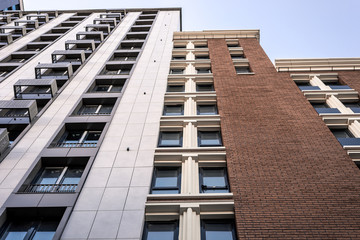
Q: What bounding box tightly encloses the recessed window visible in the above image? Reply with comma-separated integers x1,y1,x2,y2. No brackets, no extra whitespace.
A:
227,41,239,47
196,83,214,92
26,167,84,193
172,56,186,60
150,167,181,194
169,69,184,74
235,67,251,73
77,105,113,115
199,167,230,193
163,104,184,116
195,55,209,60
198,131,222,147
197,104,218,115
311,102,329,108
57,131,101,147
158,131,182,147
195,44,208,48
201,220,236,240
92,84,123,92
167,85,185,92
142,221,179,240
196,68,211,74
331,129,354,139
344,102,360,113
231,54,244,59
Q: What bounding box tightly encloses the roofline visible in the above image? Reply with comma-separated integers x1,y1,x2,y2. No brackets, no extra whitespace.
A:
275,58,360,72
173,30,260,41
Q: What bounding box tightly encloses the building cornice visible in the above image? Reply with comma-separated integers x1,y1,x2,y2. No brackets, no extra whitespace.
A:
173,30,260,41
275,58,360,72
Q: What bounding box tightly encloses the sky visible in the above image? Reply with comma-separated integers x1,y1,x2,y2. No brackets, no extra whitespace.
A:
24,0,360,63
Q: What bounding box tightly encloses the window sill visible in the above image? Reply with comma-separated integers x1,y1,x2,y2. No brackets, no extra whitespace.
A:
236,72,254,75
147,192,233,200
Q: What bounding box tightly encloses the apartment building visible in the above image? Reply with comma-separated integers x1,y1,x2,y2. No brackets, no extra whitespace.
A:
1,0,23,11
0,6,359,240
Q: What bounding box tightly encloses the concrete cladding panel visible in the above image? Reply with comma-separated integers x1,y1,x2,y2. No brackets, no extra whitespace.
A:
208,38,360,238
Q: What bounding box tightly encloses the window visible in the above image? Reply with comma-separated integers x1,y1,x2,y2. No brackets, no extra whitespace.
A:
198,131,222,147
197,104,218,115
196,84,214,92
344,102,360,113
77,105,113,115
355,161,360,170
227,42,239,48
311,102,329,108
196,68,211,74
142,221,179,240
195,55,209,60
296,82,311,86
231,54,244,59
172,56,186,60
57,130,102,147
0,220,59,240
195,44,208,48
26,167,83,193
199,167,230,193
158,131,182,147
92,84,123,92
163,104,184,116
331,129,354,139
150,167,181,194
169,69,184,74
235,67,251,73
167,85,185,92
201,220,236,240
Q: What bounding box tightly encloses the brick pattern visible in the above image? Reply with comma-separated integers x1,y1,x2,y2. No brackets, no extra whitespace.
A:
208,38,360,238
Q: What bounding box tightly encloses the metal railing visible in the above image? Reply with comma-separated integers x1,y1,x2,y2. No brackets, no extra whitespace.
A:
23,183,77,193
55,142,97,148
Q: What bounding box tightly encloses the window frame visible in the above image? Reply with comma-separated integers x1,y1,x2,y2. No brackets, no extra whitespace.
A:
150,167,181,194
142,221,179,240
200,219,237,240
158,131,183,147
198,130,223,147
199,167,230,193
163,104,184,116
197,104,218,115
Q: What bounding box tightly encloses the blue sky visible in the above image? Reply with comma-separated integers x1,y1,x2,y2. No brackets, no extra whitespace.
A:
24,0,360,62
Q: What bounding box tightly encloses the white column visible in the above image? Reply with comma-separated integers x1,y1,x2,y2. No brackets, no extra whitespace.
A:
310,75,331,90
327,95,352,114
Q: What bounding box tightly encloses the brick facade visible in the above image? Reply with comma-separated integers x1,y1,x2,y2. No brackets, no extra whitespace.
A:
208,38,360,238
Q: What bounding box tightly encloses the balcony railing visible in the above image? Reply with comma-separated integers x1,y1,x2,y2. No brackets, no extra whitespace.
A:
337,138,360,146
298,86,321,91
23,184,77,193
329,85,352,90
315,108,341,114
55,142,98,148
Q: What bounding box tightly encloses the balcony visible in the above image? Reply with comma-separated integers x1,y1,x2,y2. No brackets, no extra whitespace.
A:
51,123,105,148
76,31,104,46
14,79,58,101
65,40,96,58
51,50,86,71
35,63,73,87
93,18,117,28
23,183,78,193
85,24,111,37
0,100,38,124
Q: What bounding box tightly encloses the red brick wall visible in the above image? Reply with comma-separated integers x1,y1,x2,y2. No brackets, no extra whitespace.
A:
208,38,360,238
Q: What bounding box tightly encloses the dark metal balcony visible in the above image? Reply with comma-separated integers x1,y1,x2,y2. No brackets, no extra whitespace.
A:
23,183,77,193
14,79,58,100
0,100,38,124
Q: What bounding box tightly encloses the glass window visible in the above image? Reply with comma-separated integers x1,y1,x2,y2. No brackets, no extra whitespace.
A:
199,168,230,193
197,105,218,115
142,222,178,240
235,67,250,73
93,85,111,92
196,69,211,74
163,105,184,116
311,102,329,108
83,131,101,144
231,54,244,59
78,105,98,115
196,84,214,92
61,131,83,145
331,129,354,139
170,69,184,74
98,105,113,114
35,168,63,185
198,131,222,147
61,168,84,185
151,167,181,194
167,85,185,92
0,220,59,240
201,220,236,240
158,131,182,147
344,102,360,108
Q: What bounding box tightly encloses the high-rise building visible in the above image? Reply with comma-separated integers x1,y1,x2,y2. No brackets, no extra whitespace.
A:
0,7,359,240
0,0,24,11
